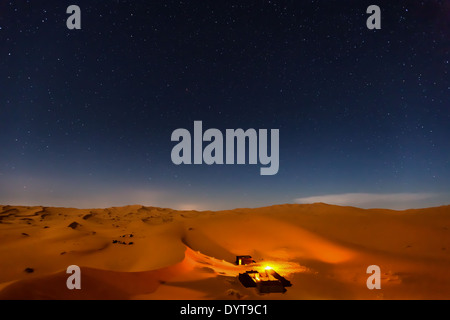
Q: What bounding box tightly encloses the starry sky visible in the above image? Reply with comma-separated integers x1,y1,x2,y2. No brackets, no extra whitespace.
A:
1,0,449,210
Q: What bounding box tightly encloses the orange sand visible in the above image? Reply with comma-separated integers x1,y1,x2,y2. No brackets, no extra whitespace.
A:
0,203,449,300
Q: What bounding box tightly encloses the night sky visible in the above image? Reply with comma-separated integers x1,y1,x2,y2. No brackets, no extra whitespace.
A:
1,1,449,210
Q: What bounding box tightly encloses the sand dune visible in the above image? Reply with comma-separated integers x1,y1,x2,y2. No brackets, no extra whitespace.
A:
0,203,449,299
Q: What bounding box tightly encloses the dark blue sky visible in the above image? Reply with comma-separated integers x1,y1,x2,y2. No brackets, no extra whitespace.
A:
1,0,449,210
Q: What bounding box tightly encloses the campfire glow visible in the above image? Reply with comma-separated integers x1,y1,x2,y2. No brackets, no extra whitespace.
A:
255,261,306,277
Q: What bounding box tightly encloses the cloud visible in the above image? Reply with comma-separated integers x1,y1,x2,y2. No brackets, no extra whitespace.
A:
294,192,440,209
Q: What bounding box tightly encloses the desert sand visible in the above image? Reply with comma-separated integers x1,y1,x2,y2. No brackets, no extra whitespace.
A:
0,203,449,300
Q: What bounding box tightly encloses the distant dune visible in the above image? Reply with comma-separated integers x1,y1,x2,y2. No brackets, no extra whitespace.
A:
0,203,449,300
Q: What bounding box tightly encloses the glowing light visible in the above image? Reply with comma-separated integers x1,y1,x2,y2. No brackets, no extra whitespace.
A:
252,260,307,277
